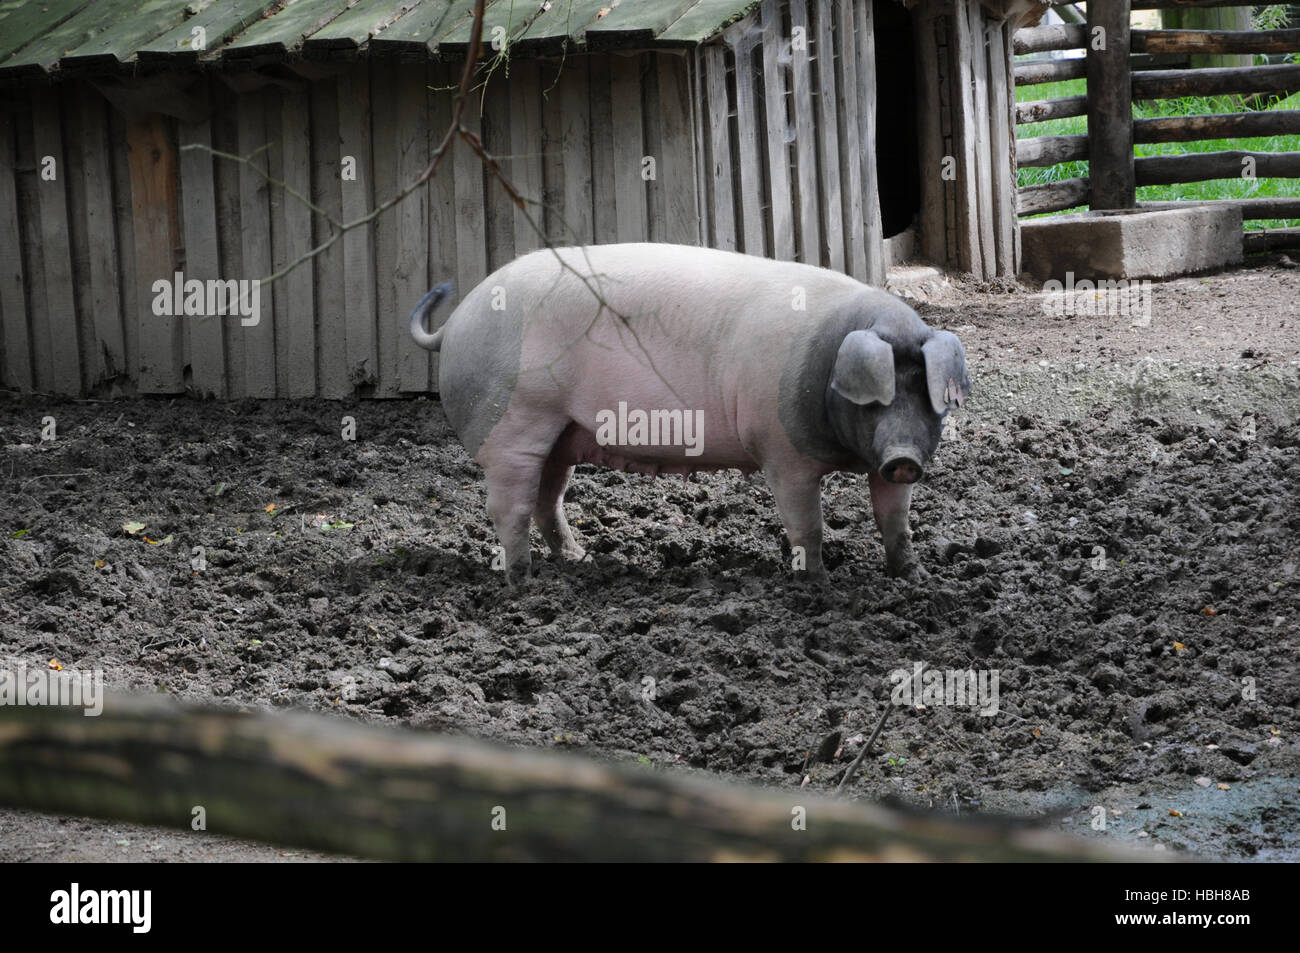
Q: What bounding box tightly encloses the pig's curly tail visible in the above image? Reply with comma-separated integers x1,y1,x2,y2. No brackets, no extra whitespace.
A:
409,282,455,351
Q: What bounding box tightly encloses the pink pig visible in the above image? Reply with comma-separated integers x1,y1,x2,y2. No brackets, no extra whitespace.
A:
410,244,970,584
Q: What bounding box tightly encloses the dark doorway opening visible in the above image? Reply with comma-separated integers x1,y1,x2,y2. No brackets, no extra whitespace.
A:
874,0,920,239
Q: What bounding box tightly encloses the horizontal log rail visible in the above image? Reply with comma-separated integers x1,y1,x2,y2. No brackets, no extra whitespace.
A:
1013,57,1087,86
1015,95,1088,125
1132,63,1300,100
1132,28,1300,55
1134,109,1300,143
1244,227,1300,252
1013,23,1087,55
1141,197,1300,219
1017,177,1091,215
1017,133,1089,167
1134,150,1300,185
1130,0,1274,9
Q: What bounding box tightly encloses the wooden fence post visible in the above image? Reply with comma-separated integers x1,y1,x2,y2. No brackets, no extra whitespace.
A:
1086,0,1135,210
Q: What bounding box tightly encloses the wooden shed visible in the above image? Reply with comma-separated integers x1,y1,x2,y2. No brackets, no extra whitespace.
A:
0,0,1033,399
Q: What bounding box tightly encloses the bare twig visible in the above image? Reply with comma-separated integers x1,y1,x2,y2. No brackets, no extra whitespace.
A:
835,681,907,797
186,0,684,404
183,0,490,287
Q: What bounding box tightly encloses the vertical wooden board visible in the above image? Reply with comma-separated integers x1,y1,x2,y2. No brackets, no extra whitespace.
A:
656,53,700,246
852,0,884,284
948,2,982,276
641,54,666,242
559,59,593,246
936,13,958,265
79,85,126,385
339,63,377,398
967,2,995,279
788,0,821,265
482,68,516,270
0,109,31,391
988,19,1016,277
310,78,347,399
108,107,139,394
609,53,648,243
508,59,545,255
280,85,316,397
453,80,489,294
178,84,226,398
702,45,736,251
690,51,711,250
211,97,244,399
834,0,867,280
370,64,402,397
266,87,289,398
236,93,276,397
1003,22,1020,274
15,111,49,392
127,113,184,394
426,62,456,387
588,54,618,245
728,32,766,256
540,61,567,246
913,1,946,266
760,0,794,260
396,62,430,393
812,2,843,271
32,87,82,395
61,85,94,393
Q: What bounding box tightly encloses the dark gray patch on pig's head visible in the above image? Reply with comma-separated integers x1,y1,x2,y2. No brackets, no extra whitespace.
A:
778,289,968,480
829,354,943,482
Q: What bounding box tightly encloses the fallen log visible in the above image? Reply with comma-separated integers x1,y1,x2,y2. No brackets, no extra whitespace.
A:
0,694,1160,862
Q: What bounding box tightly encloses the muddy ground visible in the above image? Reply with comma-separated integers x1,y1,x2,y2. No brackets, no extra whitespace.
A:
2,260,1298,862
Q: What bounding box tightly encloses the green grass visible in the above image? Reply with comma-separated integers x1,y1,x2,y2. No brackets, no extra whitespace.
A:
1015,75,1300,227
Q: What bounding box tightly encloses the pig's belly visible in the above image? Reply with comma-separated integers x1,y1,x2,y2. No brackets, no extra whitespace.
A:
516,329,761,474
550,421,758,476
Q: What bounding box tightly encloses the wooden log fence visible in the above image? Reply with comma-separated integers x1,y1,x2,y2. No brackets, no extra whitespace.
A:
1013,0,1300,221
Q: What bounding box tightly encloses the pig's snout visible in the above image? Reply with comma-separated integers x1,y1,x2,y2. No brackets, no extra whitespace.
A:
880,448,924,484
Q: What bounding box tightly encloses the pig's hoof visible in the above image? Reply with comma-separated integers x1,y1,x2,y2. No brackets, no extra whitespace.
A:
561,544,588,562
797,566,829,585
887,560,927,582
504,563,534,587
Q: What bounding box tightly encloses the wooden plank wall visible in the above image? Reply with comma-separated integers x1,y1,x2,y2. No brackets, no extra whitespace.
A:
0,0,1020,398
913,0,1019,279
0,51,705,397
700,0,885,283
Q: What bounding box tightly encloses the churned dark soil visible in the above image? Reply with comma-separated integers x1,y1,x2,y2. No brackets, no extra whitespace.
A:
1,260,1298,861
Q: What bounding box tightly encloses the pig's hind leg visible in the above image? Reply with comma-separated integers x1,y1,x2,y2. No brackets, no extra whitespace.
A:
480,418,569,585
534,451,586,562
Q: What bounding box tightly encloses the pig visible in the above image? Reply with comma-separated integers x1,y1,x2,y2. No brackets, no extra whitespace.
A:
409,243,970,584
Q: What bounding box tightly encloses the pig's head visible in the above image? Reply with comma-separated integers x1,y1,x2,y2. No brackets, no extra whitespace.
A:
825,320,970,484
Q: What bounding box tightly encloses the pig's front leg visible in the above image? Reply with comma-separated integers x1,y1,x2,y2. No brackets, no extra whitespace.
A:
764,467,827,580
534,458,586,562
868,472,920,578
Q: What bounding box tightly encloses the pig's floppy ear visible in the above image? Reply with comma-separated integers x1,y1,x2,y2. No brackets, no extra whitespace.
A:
921,330,971,415
830,330,895,406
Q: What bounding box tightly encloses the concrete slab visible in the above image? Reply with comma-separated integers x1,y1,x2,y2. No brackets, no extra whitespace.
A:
1020,205,1243,282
